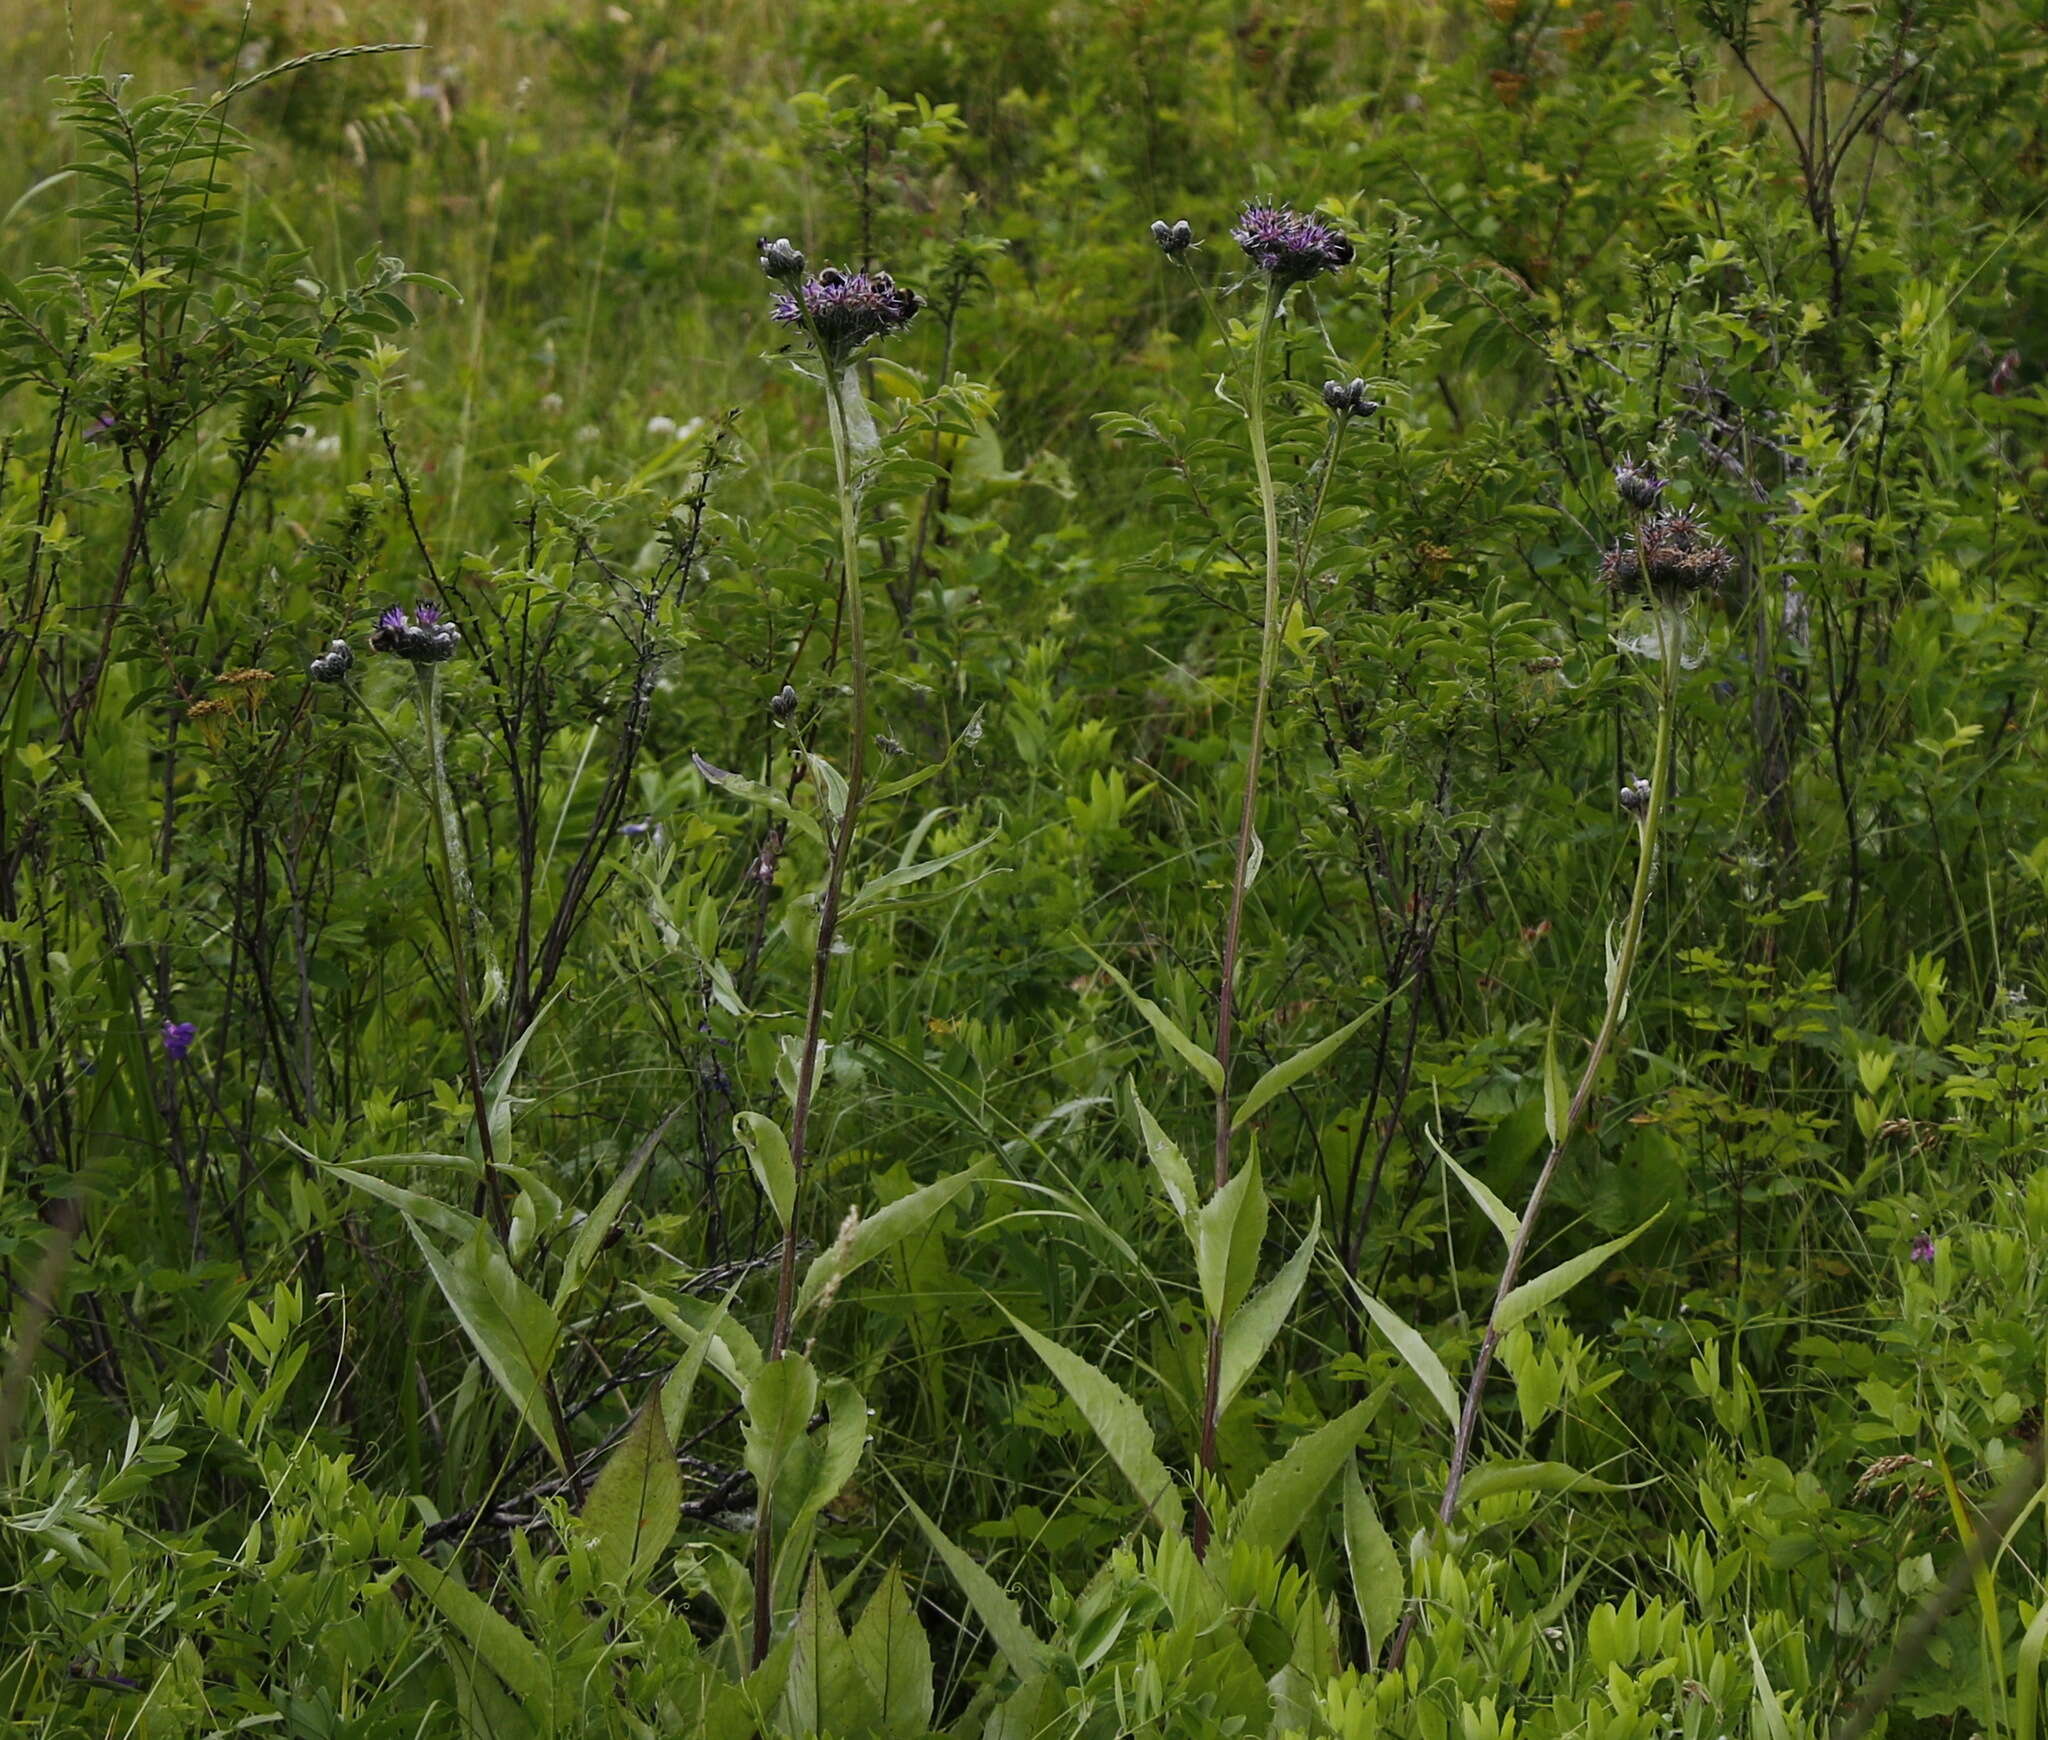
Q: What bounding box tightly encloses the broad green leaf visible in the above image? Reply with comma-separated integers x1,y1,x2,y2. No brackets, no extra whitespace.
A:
1001,1308,1184,1533
399,1553,547,1703
1456,1459,1647,1509
1216,1204,1319,1415
408,1221,565,1468
1131,1086,1198,1220
1342,1458,1404,1658
734,1111,796,1231
773,1377,869,1616
657,1283,742,1443
1194,1158,1267,1325
635,1284,763,1397
1542,1011,1569,1147
1344,1280,1460,1430
781,1560,876,1738
325,1161,478,1244
794,1160,987,1318
1428,1126,1519,1247
1089,951,1224,1092
1231,1392,1387,1554
1232,1001,1387,1131
847,1566,936,1739
577,1396,680,1588
742,1354,819,1515
553,1109,674,1313
692,752,827,848
1492,1210,1663,1335
895,1488,1047,1679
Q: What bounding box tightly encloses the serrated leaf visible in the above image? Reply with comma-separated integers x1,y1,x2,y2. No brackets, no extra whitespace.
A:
1001,1309,1184,1533
895,1488,1047,1679
1231,1391,1388,1554
735,1111,796,1231
1216,1204,1319,1414
1194,1157,1267,1325
1344,1280,1459,1430
1232,1001,1387,1131
1088,950,1224,1092
1342,1458,1404,1658
408,1221,564,1468
577,1397,680,1588
847,1566,935,1738
795,1160,986,1318
1492,1210,1663,1335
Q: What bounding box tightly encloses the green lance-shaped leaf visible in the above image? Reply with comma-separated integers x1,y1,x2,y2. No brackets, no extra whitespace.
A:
691,752,827,849
1232,999,1391,1131
1087,949,1224,1092
1194,1156,1268,1326
323,1158,478,1243
895,1486,1046,1680
848,1566,936,1739
1428,1125,1519,1248
1343,1278,1460,1431
408,1220,565,1468
657,1282,743,1443
1492,1210,1663,1336
734,1111,796,1231
1542,1010,1570,1147
1341,1458,1404,1660
1130,1084,1198,1221
577,1396,681,1588
399,1553,548,1704
553,1110,674,1313
1456,1459,1649,1509
1215,1203,1319,1416
843,831,998,920
1231,1391,1389,1555
743,1354,819,1518
794,1160,988,1319
781,1560,877,1739
1000,1308,1184,1534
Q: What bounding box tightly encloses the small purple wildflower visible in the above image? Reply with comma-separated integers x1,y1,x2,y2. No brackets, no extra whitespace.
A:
369,601,462,664
161,1021,197,1062
1910,1234,1937,1264
771,266,921,364
1232,203,1353,283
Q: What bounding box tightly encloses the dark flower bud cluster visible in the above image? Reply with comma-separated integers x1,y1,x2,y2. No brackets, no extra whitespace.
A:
769,683,799,723
1601,510,1735,601
308,639,354,683
1618,776,1652,815
757,236,806,282
1614,454,1666,513
771,266,921,363
369,601,462,664
1322,378,1381,418
1232,203,1354,283
1150,218,1195,259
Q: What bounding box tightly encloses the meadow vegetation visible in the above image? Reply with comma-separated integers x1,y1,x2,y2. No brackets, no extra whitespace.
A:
5,1,2048,1735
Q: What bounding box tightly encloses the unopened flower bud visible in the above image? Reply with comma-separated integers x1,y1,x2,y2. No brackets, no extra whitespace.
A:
1150,218,1195,259
769,683,799,722
1614,455,1666,513
308,639,354,683
757,236,806,282
1321,377,1381,418
1618,776,1652,815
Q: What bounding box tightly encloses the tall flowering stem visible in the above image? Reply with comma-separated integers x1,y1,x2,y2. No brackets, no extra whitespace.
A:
1387,596,1683,1668
1194,278,1287,1558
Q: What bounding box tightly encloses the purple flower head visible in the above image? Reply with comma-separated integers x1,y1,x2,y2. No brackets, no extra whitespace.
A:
1911,1234,1937,1264
369,602,462,665
1232,203,1354,284
161,1020,197,1062
772,266,921,364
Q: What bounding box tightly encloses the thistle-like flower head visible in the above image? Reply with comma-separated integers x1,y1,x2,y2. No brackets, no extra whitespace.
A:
370,601,463,664
1232,203,1353,283
772,265,921,364
1601,509,1735,602
1614,454,1667,513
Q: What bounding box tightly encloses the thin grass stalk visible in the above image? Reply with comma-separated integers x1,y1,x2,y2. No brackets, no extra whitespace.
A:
1194,281,1285,1560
